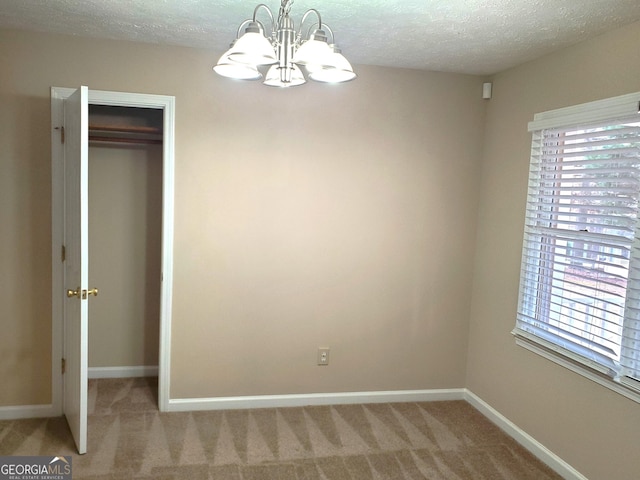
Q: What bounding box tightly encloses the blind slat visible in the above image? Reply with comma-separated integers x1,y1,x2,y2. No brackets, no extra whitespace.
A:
540,146,640,160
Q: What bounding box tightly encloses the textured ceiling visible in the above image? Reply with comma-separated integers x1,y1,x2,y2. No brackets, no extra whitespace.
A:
1,0,640,75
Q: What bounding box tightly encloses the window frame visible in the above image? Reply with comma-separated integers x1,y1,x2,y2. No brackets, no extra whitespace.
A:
514,92,640,404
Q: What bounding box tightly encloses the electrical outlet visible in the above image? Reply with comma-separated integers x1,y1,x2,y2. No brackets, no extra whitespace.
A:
317,347,330,366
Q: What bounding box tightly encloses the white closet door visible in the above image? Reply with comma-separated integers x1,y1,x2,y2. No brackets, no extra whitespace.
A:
63,86,89,454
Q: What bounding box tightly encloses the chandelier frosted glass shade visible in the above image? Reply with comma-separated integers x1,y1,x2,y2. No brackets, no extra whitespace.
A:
226,31,278,66
264,64,306,87
213,55,263,80
214,1,354,88
308,49,356,83
291,29,333,67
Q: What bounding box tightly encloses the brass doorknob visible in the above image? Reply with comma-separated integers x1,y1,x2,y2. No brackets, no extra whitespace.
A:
87,288,98,297
66,287,81,298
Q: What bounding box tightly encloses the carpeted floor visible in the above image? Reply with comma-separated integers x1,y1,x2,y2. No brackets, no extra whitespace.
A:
0,377,562,479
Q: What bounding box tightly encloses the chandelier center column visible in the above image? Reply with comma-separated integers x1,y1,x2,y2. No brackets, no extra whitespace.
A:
277,15,295,84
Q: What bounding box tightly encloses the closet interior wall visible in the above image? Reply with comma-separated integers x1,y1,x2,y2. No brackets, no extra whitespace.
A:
87,105,163,374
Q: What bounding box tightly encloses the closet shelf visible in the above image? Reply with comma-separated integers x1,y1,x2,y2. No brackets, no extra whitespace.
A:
88,124,163,145
89,136,162,145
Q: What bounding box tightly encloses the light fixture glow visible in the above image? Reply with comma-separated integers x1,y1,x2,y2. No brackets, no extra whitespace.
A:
308,46,356,83
214,1,355,87
290,29,332,66
213,61,263,80
227,30,278,65
213,49,263,80
264,64,306,87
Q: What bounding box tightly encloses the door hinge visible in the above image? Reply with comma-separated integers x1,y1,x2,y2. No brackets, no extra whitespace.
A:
61,245,66,262
61,126,65,144
61,358,66,374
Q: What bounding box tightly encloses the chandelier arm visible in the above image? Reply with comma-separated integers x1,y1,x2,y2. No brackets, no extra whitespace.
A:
235,19,253,39
300,21,332,44
300,9,323,31
321,23,336,44
234,18,271,38
252,4,276,35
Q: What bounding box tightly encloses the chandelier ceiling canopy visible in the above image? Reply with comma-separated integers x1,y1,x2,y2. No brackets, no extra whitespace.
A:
214,0,356,88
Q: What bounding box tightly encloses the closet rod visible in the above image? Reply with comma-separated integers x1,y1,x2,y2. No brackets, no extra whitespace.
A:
89,136,162,145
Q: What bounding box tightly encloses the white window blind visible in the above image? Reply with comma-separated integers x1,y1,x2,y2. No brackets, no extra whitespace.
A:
515,93,640,393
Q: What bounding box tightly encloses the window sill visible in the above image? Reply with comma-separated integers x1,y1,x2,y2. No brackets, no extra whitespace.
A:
513,332,640,405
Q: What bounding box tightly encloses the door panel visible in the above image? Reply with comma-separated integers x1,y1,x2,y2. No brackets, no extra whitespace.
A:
63,86,89,454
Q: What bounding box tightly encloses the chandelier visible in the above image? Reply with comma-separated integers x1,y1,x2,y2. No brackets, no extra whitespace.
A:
214,0,356,87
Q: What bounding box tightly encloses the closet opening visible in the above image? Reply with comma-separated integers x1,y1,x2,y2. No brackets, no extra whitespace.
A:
87,104,163,408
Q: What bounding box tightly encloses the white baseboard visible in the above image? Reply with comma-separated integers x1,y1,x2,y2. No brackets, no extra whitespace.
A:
88,365,159,379
167,388,466,412
465,390,587,480
0,404,56,420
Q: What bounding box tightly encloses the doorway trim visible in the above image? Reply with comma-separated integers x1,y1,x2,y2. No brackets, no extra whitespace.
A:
51,87,174,413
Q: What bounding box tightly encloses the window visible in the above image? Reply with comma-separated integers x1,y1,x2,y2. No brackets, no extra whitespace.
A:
514,92,640,400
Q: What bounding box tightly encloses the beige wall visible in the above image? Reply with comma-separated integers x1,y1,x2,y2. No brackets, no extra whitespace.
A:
0,28,484,404
2,17,639,480
88,143,162,368
467,20,640,480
